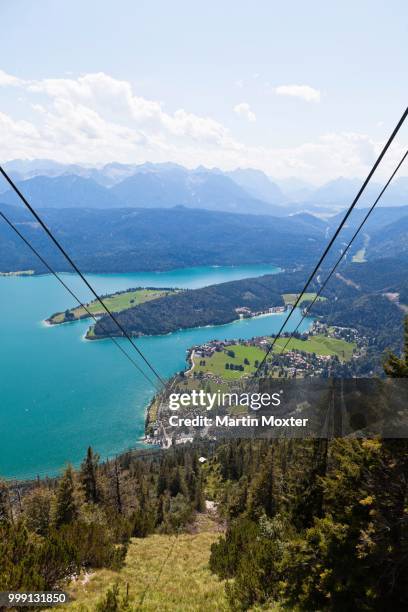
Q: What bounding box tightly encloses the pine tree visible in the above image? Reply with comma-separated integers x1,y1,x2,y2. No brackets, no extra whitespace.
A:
0,480,11,524
247,447,275,518
80,446,100,504
156,468,167,496
292,438,328,529
169,467,184,497
23,487,54,536
112,460,123,514
384,316,408,377
155,495,165,527
55,465,77,527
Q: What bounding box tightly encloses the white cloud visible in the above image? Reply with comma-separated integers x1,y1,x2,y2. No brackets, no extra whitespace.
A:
233,102,256,122
0,69,405,182
0,69,24,87
275,84,321,103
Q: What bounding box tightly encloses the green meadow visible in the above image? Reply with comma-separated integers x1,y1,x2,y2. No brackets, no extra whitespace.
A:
282,292,326,306
48,288,174,324
192,334,356,379
54,515,228,611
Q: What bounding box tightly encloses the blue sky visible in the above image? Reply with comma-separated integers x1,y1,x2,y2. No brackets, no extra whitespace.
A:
0,0,407,182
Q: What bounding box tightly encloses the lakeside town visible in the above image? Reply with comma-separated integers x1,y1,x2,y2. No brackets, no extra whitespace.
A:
188,321,367,380
144,321,369,447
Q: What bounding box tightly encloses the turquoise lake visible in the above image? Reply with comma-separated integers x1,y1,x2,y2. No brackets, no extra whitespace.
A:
0,264,313,479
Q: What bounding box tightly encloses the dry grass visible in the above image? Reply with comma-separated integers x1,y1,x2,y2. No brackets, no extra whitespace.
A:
58,514,228,611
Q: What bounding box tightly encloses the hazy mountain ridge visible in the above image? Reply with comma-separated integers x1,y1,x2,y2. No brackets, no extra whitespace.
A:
0,174,122,209
110,168,286,215
1,162,287,216
367,214,408,259
224,167,287,204
3,159,408,214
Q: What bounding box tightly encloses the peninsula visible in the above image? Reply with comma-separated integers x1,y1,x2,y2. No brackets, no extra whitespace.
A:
90,272,310,339
47,287,176,325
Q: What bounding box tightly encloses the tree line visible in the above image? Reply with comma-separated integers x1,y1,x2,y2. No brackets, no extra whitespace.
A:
0,445,205,595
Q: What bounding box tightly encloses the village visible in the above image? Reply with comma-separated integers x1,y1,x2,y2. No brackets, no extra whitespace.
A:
188,320,367,381
144,320,369,447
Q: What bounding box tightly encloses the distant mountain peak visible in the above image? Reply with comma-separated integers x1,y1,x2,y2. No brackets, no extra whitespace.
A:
3,159,408,212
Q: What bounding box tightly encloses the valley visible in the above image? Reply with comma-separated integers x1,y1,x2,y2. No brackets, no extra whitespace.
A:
1,253,404,478
1,159,407,480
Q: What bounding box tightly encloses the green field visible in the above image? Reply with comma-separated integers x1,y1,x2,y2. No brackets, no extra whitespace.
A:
48,288,175,324
276,335,355,360
193,344,265,379
55,514,228,611
282,292,326,306
192,335,356,379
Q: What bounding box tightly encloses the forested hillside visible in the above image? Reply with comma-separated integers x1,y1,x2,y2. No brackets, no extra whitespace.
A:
367,215,408,259
0,204,325,273
92,258,406,354
0,445,207,594
312,258,407,359
208,436,407,610
92,272,308,337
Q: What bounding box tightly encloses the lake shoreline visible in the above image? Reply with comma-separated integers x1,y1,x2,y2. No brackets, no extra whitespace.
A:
86,306,292,341
0,264,298,480
0,269,35,277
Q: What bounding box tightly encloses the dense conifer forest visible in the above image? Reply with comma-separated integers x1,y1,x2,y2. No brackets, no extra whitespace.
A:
93,272,308,338
0,204,325,274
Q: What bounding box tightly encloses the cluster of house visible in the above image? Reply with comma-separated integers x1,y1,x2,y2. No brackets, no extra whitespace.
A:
192,339,231,359
269,350,334,378
309,321,366,348
235,305,287,318
189,325,367,380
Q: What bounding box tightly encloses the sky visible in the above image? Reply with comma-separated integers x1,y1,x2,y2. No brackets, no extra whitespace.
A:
0,0,407,183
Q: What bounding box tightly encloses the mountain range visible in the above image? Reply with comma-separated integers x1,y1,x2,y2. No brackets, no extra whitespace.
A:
0,164,286,216
2,159,408,216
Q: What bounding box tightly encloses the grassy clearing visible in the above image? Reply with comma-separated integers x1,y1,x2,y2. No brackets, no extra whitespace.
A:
274,335,355,360
57,515,228,611
193,335,356,378
352,248,367,263
194,344,265,379
282,292,326,306
49,288,174,324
